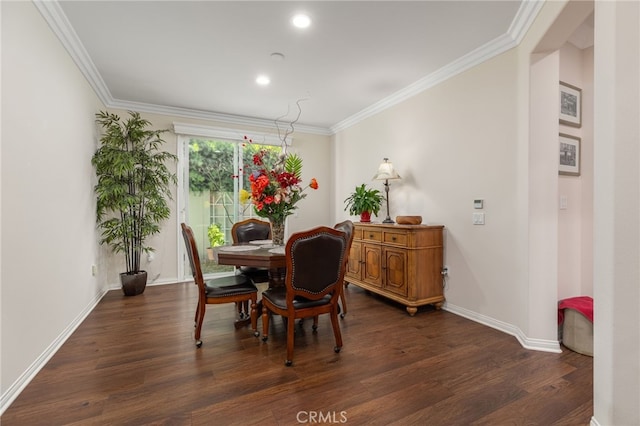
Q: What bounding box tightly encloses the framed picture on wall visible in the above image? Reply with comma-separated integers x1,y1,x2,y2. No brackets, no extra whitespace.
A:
559,81,582,128
559,133,581,176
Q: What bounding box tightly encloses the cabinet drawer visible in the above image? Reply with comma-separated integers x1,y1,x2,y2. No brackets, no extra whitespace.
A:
383,232,407,246
362,229,382,242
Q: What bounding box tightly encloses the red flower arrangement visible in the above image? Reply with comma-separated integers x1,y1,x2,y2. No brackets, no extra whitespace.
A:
246,140,318,223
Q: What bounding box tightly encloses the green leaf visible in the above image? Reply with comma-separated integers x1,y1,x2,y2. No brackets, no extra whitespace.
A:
284,153,303,179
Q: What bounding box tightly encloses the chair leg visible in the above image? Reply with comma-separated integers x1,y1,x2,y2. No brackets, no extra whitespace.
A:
194,299,206,348
312,316,319,332
285,314,296,366
193,281,200,327
236,300,250,319
340,281,348,318
261,304,271,342
330,306,343,354
250,296,259,337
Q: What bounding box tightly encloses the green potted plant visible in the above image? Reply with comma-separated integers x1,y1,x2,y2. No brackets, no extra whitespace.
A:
344,183,385,223
206,223,225,260
92,111,177,296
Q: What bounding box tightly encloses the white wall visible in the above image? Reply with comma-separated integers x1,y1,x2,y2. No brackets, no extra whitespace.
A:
593,1,640,424
1,1,105,410
558,42,594,300
334,22,545,347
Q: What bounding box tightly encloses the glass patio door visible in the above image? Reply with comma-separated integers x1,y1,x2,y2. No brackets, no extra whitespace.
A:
178,134,281,278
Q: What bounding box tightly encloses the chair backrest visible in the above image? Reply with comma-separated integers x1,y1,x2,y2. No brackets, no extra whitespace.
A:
334,220,355,271
284,226,348,304
181,223,204,288
231,218,271,243
334,220,355,253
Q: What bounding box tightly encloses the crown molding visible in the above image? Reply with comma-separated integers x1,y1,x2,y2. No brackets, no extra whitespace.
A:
509,0,546,45
172,122,286,146
33,0,114,105
109,99,331,136
330,1,544,134
37,0,542,138
34,0,331,137
330,32,518,133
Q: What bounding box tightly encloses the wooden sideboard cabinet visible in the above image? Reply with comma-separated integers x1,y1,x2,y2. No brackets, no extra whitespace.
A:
344,223,445,316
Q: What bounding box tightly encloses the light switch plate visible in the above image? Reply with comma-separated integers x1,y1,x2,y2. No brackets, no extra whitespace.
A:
560,195,568,210
472,212,485,225
474,199,484,209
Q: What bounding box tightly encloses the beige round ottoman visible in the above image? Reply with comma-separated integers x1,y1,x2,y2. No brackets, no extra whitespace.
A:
561,308,593,356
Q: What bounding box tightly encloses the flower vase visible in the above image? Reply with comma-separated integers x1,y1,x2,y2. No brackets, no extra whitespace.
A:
270,218,286,246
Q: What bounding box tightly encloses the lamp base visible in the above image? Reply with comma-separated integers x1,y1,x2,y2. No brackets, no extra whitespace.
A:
382,217,395,224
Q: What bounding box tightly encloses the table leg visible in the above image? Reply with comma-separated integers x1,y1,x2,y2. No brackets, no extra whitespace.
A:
268,267,286,287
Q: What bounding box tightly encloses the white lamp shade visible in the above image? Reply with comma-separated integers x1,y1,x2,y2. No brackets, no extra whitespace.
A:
372,158,401,181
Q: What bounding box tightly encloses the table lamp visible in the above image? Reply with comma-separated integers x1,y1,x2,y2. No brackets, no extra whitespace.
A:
372,158,401,223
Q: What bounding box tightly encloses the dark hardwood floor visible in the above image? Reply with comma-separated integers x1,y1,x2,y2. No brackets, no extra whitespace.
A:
2,282,593,425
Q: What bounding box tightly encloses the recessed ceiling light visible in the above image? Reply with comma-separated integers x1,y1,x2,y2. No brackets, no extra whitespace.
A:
256,75,270,86
292,14,311,29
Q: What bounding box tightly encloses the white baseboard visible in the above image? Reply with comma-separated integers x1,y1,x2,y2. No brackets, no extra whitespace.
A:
0,288,109,416
443,302,562,353
107,276,182,291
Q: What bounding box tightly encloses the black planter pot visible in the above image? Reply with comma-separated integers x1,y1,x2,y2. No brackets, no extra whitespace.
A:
120,271,148,296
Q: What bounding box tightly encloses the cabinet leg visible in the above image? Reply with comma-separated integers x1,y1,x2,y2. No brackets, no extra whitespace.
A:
434,302,444,310
406,306,417,316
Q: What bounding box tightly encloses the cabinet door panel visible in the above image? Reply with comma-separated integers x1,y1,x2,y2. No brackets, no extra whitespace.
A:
346,241,362,280
384,248,408,296
362,244,382,287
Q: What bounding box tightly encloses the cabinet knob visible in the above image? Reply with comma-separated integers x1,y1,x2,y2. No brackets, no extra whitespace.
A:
391,237,397,241
369,234,374,238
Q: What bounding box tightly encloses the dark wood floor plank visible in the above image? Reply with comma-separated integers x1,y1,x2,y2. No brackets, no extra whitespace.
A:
2,283,592,425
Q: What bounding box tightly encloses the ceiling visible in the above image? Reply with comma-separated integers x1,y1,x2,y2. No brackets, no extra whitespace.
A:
43,1,543,134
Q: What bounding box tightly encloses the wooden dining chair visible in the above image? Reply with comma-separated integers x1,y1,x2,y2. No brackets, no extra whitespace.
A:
181,223,258,348
261,226,348,366
231,218,271,317
309,220,355,327
231,218,272,282
334,220,355,319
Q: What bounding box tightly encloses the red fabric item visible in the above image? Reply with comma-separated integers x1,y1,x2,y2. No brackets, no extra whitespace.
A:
558,296,593,325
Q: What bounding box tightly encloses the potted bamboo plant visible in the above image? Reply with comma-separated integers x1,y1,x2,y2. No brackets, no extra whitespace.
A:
344,183,384,223
92,111,177,296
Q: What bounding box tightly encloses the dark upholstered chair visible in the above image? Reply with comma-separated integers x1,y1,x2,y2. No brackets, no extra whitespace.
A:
334,220,355,318
231,218,271,283
232,218,272,243
261,226,348,366
231,218,271,317
181,223,258,348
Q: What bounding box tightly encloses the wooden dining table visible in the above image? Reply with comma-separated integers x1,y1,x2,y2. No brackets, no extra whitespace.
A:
214,243,287,329
214,243,287,287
